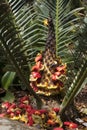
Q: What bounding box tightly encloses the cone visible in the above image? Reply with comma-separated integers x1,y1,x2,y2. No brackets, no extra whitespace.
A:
30,17,66,96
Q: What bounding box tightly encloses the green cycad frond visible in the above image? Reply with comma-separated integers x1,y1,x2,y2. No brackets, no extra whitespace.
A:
55,0,84,60
0,0,28,75
9,0,38,64
8,0,26,13
4,0,84,66
0,0,42,107
60,58,87,116
34,0,84,63
0,42,7,64
9,0,47,64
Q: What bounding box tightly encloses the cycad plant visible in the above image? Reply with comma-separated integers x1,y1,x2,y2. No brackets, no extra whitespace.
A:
0,0,87,122
0,0,42,108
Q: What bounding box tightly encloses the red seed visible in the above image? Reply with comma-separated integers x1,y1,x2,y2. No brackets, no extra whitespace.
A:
10,103,16,109
32,61,42,71
19,103,26,109
56,65,66,72
69,122,78,128
35,54,42,62
34,110,41,115
53,127,64,130
7,108,14,114
25,104,32,109
39,109,47,114
15,110,21,115
26,108,32,113
20,96,29,102
36,61,42,68
28,116,34,126
35,109,47,115
2,102,11,109
60,70,65,74
47,119,56,125
55,71,61,76
30,82,38,92
64,121,71,126
10,112,15,117
52,74,57,81
32,85,38,92
32,65,38,71
32,72,41,79
52,108,60,112
0,113,5,118
28,109,36,116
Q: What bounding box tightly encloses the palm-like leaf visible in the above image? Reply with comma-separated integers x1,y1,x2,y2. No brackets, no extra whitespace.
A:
0,0,28,80
55,0,84,58
32,0,84,64
0,42,7,64
60,58,87,116
8,0,38,64
0,0,42,107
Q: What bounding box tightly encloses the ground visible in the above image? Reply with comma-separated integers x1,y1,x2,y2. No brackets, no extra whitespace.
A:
0,85,87,130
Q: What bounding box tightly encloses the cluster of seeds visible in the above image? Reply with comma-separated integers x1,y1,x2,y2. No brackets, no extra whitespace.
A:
30,53,43,92
30,53,66,96
0,95,78,129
